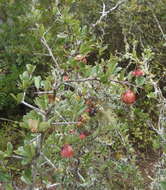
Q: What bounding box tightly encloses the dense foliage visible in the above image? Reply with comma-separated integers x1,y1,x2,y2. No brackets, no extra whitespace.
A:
0,0,166,189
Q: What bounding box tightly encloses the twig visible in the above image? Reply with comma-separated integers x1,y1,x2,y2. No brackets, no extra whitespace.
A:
40,152,57,170
0,117,19,123
109,78,135,87
46,183,61,189
34,77,137,95
41,36,60,69
34,90,53,95
29,134,42,144
54,110,68,122
93,0,127,27
52,121,80,125
21,100,45,116
151,10,166,41
77,170,86,182
64,77,100,83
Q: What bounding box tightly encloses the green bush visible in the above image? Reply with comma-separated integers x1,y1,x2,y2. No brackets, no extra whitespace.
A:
0,0,166,189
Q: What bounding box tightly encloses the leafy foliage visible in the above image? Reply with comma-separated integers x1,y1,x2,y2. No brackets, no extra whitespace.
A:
0,0,166,189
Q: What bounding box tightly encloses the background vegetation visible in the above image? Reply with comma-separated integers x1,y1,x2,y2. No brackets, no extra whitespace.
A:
0,0,166,189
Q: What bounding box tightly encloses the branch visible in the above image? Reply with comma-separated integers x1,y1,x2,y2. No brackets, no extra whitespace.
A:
21,100,45,116
52,121,80,125
34,77,137,95
40,152,57,170
64,77,100,83
152,12,166,41
93,0,127,27
0,117,19,123
41,36,60,70
150,8,166,41
46,183,61,189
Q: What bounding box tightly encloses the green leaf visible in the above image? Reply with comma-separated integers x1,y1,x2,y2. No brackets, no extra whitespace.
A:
147,92,157,99
100,74,108,84
10,93,17,101
39,121,50,132
135,76,145,86
34,76,41,89
160,181,166,190
4,183,14,190
34,95,49,110
16,93,24,103
0,150,6,159
57,33,68,39
20,71,29,81
26,64,36,74
0,172,11,182
21,169,32,185
6,142,13,156
24,144,35,159
107,56,118,76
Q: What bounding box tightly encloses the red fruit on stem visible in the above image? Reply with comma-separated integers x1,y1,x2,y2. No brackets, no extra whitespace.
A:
79,133,86,140
121,90,136,104
132,69,144,77
60,144,74,158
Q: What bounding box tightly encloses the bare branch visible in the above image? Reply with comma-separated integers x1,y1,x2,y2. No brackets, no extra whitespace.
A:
0,117,19,123
52,121,80,125
64,77,100,83
34,90,54,95
40,152,57,170
150,10,166,41
41,36,60,69
46,183,61,189
21,100,45,116
93,0,127,27
152,13,166,41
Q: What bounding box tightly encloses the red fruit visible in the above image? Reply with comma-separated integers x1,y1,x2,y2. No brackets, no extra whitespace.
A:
63,75,69,81
132,69,144,77
85,108,90,113
79,133,86,140
60,144,74,158
69,130,76,134
121,90,136,104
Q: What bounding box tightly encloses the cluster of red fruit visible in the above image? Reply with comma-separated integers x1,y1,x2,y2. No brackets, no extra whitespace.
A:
60,99,97,158
121,69,144,104
131,68,144,77
60,144,74,158
60,132,87,158
60,69,144,158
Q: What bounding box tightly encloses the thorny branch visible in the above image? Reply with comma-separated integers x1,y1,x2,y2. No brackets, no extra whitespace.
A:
34,77,137,95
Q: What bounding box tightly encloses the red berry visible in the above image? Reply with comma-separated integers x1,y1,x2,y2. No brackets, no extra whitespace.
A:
69,130,76,134
121,90,136,104
60,144,74,158
79,133,86,139
85,108,90,113
132,69,144,77
63,75,69,81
